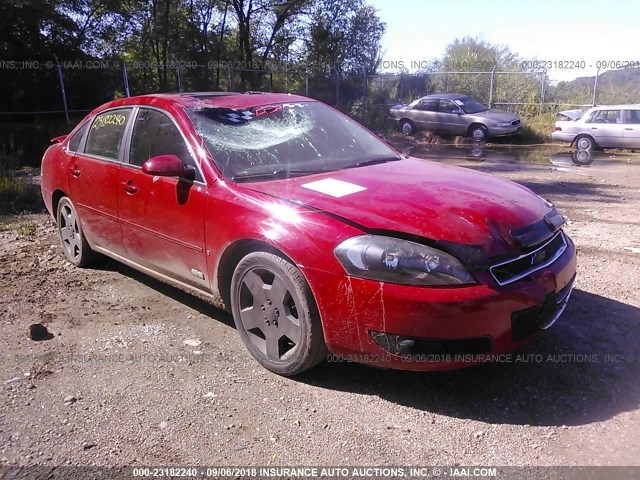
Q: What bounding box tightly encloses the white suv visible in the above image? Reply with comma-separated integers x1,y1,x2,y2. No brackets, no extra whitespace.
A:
552,105,640,150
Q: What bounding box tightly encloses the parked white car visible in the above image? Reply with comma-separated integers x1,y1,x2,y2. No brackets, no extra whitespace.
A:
552,105,640,150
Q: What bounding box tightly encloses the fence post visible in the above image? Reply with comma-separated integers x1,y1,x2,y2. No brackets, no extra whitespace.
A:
305,71,309,97
399,74,404,102
592,69,599,106
540,71,546,114
334,68,340,108
122,62,130,97
269,71,273,92
176,64,183,92
228,68,233,92
444,72,448,93
54,56,70,123
361,67,367,123
488,67,495,108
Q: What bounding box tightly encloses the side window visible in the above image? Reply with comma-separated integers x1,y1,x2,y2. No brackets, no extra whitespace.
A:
416,99,438,111
85,109,132,160
438,100,460,114
67,122,89,152
129,108,202,181
623,110,640,124
587,109,621,124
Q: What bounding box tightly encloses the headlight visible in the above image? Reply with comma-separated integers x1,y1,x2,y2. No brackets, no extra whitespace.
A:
334,235,476,286
496,121,513,127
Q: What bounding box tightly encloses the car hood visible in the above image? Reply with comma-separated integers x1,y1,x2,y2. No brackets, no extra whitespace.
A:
473,109,520,122
243,158,552,256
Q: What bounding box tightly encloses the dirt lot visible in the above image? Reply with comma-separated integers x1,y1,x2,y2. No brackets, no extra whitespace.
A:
1,146,639,469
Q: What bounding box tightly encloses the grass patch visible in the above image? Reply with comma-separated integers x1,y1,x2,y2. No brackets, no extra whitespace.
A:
16,222,37,237
0,173,43,215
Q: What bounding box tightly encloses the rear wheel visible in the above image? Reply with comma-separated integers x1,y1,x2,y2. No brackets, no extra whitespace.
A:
399,119,416,136
230,252,327,376
56,197,95,267
575,135,596,151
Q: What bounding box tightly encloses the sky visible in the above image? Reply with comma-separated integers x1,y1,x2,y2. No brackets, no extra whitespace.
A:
369,0,640,82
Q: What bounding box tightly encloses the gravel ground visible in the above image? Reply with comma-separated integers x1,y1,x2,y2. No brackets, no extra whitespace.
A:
0,146,639,469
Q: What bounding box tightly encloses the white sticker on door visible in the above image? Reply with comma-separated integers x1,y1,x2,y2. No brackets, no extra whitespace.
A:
300,178,366,198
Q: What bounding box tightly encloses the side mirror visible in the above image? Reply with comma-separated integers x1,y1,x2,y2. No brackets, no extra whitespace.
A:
142,155,195,179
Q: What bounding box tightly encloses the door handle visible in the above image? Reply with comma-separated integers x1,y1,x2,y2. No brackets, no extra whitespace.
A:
70,166,81,177
590,127,598,130
121,181,138,194
625,128,634,131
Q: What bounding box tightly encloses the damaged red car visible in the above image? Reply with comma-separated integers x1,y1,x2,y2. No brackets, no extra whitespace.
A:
41,92,577,376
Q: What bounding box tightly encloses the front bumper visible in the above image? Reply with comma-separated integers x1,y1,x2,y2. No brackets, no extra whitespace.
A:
487,125,521,137
303,233,577,371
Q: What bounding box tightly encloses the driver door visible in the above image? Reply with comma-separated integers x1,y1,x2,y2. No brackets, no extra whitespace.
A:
117,107,210,291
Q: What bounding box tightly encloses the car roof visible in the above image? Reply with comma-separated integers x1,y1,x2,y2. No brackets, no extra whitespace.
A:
590,104,640,109
420,93,467,101
93,91,315,113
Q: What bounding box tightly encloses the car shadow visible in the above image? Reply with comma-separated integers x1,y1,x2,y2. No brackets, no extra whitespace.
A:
89,257,639,427
90,256,235,328
299,289,640,427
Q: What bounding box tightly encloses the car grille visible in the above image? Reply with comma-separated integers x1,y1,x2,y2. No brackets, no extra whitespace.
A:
489,231,567,286
512,119,521,126
511,276,575,342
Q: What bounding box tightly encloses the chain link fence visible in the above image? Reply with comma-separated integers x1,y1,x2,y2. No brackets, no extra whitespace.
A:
0,62,610,165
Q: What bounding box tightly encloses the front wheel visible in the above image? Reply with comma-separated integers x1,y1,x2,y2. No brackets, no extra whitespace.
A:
469,125,488,142
56,197,95,267
230,252,327,376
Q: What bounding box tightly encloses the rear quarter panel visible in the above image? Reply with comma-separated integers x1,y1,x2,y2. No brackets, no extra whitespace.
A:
41,143,71,218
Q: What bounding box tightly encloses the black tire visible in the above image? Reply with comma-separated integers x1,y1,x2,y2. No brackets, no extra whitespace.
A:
399,119,416,136
230,252,327,376
469,124,488,142
575,135,596,151
56,197,95,267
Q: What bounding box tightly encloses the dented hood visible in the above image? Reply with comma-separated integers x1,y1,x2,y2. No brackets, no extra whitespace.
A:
244,158,552,255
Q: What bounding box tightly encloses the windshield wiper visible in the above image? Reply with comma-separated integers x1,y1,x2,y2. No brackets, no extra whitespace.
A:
343,156,402,169
232,168,331,182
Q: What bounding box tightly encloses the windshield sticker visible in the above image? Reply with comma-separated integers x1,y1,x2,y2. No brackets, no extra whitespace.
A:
225,110,254,123
254,105,283,117
301,178,366,198
281,103,307,108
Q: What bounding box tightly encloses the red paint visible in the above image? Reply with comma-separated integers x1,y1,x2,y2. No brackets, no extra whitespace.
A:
41,92,577,371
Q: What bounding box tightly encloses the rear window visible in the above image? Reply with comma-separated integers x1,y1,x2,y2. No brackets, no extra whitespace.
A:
85,109,132,160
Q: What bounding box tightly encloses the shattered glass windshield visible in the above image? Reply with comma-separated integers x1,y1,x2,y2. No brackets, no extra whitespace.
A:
186,101,399,182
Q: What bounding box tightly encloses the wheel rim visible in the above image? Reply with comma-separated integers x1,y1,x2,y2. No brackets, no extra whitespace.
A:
577,137,591,150
237,268,302,362
574,149,592,164
401,122,412,135
472,128,486,141
59,203,81,261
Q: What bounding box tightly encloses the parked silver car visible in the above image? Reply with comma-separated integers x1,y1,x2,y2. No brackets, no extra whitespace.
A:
552,105,640,150
389,94,522,141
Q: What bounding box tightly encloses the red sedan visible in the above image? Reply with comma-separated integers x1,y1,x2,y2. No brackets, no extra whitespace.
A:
41,92,577,376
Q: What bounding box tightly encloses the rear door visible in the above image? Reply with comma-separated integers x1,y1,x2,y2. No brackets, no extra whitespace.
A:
68,108,133,255
622,109,640,149
411,99,439,130
117,107,210,291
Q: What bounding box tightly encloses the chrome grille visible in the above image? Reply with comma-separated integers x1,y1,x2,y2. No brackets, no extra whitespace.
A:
490,231,567,286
